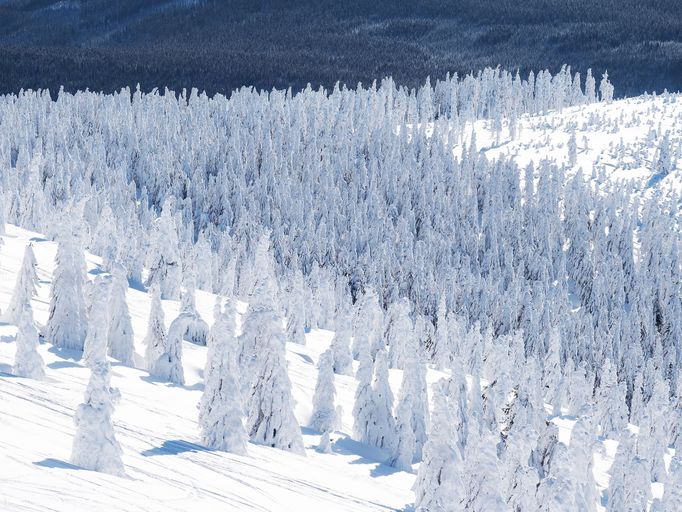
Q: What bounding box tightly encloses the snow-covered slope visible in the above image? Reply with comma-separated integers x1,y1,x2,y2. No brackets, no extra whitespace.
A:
1,93,680,511
0,225,415,512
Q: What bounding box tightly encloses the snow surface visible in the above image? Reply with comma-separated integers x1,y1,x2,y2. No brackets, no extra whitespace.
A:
1,93,680,511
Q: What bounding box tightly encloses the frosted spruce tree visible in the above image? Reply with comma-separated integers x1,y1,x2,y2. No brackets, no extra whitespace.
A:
146,198,182,300
352,338,375,444
143,284,167,371
13,303,44,379
243,255,304,454
414,379,465,511
661,456,682,510
330,297,353,375
284,269,307,345
199,298,247,455
367,348,396,452
3,243,38,325
607,431,651,512
46,227,88,352
150,309,190,385
83,277,111,369
179,277,209,346
71,360,124,476
107,263,134,366
310,349,337,432
595,358,627,437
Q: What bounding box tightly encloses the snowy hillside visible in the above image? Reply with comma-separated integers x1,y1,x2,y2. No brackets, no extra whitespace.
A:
0,77,681,512
0,225,415,512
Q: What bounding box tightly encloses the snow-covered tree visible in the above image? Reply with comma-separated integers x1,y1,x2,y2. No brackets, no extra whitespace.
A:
146,198,182,300
179,279,209,346
330,298,353,375
46,228,88,352
352,338,375,443
199,298,247,455
310,349,337,435
83,277,111,369
367,348,395,452
661,456,682,510
3,243,38,325
595,358,628,437
150,309,190,385
13,303,44,379
107,263,134,366
607,431,651,512
244,293,304,455
70,361,124,476
414,379,465,511
143,284,167,371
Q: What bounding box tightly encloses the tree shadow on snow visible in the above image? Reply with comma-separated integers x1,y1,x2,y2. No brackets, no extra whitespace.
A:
0,362,15,375
47,360,83,370
138,374,203,391
141,439,211,457
331,435,401,477
47,345,82,362
34,458,84,471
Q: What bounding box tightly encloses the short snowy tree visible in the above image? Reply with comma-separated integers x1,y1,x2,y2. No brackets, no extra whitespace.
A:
179,279,209,346
107,263,134,366
284,270,307,345
198,298,248,454
46,228,88,352
3,243,38,325
13,303,44,379
70,361,124,476
150,310,190,385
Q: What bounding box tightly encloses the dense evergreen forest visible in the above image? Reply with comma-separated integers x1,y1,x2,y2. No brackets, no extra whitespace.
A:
0,0,680,97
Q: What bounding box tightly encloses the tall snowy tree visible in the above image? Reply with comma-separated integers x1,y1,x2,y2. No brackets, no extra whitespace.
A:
3,243,38,325
414,379,465,511
310,348,337,451
107,263,134,366
143,284,167,371
330,297,353,375
244,287,304,455
199,298,247,455
13,303,44,379
367,348,396,453
83,277,111,369
146,198,182,300
46,227,88,352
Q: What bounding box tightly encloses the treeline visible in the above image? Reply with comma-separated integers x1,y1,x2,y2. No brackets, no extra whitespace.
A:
0,0,680,96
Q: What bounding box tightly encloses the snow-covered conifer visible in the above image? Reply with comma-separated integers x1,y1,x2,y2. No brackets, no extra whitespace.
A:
143,284,167,371
661,456,682,510
330,297,353,375
3,243,38,325
367,348,395,452
13,303,44,379
46,228,88,352
146,198,182,300
107,263,134,366
199,298,247,454
310,349,337,434
352,338,375,444
244,296,304,455
83,277,111,369
414,379,465,511
70,361,124,476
